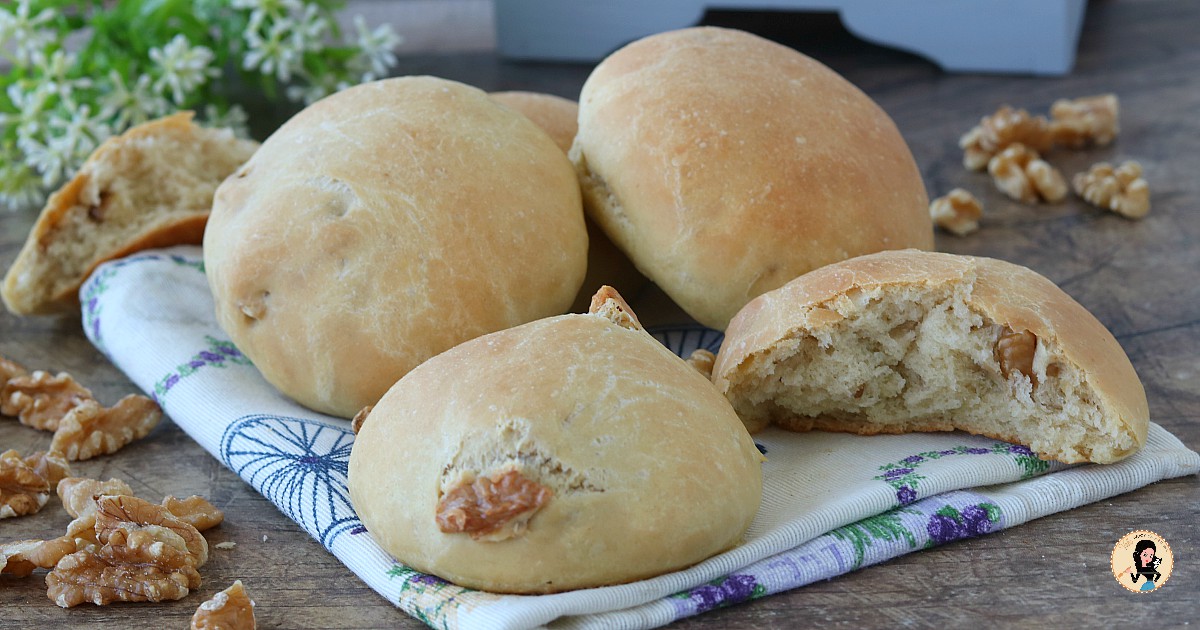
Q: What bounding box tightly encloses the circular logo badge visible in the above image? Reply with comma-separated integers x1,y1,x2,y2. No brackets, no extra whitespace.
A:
1112,530,1173,593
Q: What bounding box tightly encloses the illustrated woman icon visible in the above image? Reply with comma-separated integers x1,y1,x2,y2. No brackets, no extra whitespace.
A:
1121,540,1163,591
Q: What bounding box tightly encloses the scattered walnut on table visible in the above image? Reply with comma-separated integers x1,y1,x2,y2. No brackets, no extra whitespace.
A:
0,449,51,519
995,326,1038,385
46,524,202,607
163,495,225,532
686,349,716,379
0,535,77,577
0,356,28,383
57,477,134,518
24,451,71,487
436,469,553,541
191,580,257,630
94,494,209,567
1,370,95,432
49,394,162,461
351,405,372,435
960,105,1053,171
1073,161,1151,219
987,144,1068,203
1050,94,1120,148
929,188,984,236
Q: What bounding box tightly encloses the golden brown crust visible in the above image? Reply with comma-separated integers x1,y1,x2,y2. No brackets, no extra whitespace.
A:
572,27,932,329
349,314,761,593
489,91,579,153
714,250,1149,462
205,77,587,417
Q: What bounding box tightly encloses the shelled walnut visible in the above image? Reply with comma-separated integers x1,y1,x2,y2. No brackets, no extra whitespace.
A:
686,349,717,379
192,580,257,630
49,395,162,461
1073,161,1151,219
1051,94,1120,148
0,356,28,383
1,370,94,431
1,536,77,577
162,495,225,531
46,526,202,607
436,469,553,541
58,477,134,518
929,188,983,236
995,326,1038,384
0,449,51,519
960,106,1053,171
94,494,209,566
987,144,1068,203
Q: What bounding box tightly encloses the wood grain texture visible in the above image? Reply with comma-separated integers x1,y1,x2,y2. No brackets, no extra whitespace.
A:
2,0,1197,627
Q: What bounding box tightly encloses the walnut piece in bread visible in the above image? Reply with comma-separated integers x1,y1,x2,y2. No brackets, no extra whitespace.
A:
714,250,1147,464
2,112,258,316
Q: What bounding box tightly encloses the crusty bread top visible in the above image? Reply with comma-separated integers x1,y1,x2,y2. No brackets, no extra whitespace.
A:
2,112,257,315
571,27,932,329
205,77,588,418
713,250,1149,446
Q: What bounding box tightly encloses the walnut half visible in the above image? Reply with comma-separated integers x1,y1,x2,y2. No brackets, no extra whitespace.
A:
995,326,1038,385
1072,161,1150,219
46,525,202,607
960,106,1053,171
929,188,983,236
987,144,1068,204
50,394,162,461
192,580,257,630
1,370,94,432
1050,94,1120,148
436,469,553,541
0,449,51,519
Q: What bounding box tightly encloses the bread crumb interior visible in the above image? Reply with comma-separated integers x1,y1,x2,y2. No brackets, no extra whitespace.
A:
728,279,1136,463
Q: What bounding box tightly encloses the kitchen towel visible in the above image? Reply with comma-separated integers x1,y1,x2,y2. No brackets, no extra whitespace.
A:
81,247,1200,630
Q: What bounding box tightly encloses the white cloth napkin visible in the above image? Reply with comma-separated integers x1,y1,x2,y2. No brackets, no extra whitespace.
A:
81,247,1200,630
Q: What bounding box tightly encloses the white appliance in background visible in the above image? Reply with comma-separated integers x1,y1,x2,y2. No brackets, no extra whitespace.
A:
494,0,1088,76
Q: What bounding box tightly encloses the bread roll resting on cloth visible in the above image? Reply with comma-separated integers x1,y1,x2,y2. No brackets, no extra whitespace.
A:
205,77,587,418
349,287,763,593
3,112,257,316
713,250,1148,464
571,27,932,329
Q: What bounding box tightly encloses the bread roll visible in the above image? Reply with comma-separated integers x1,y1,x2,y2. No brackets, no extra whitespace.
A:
349,288,762,593
571,27,932,329
713,250,1148,464
205,77,587,417
2,112,257,316
490,90,649,311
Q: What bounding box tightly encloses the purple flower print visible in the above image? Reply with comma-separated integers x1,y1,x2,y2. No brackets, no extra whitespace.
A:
965,447,991,455
1008,444,1034,456
896,485,917,505
959,505,993,536
686,574,759,613
882,467,914,481
926,514,963,544
902,455,925,464
939,449,959,456
411,574,449,587
198,350,225,363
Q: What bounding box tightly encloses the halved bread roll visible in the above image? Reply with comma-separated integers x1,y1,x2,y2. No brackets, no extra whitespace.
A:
2,112,258,316
713,250,1148,464
349,287,762,593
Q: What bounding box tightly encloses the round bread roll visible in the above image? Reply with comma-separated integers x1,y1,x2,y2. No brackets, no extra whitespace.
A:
571,27,932,329
349,288,762,593
490,90,649,311
205,77,587,417
713,250,1148,464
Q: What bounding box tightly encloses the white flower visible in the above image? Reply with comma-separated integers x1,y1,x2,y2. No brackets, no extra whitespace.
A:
0,159,45,212
100,71,172,131
31,49,91,103
243,15,303,82
202,104,251,138
230,0,302,14
17,133,68,188
289,4,329,54
48,104,112,179
150,34,219,105
2,82,53,138
353,15,401,81
0,0,56,66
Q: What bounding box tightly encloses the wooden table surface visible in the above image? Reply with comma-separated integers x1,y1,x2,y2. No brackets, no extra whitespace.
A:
2,0,1198,627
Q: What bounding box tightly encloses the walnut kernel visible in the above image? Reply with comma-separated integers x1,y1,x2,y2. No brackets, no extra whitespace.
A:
929,188,983,236
24,451,71,487
1,535,77,577
50,394,162,461
686,349,716,379
1050,94,1120,148
0,356,28,383
58,477,134,519
960,106,1053,171
0,449,50,519
1072,161,1151,219
1,370,94,431
351,405,372,435
987,144,1067,203
163,495,225,531
192,580,257,630
436,469,553,541
95,494,209,566
995,326,1038,384
46,525,201,607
